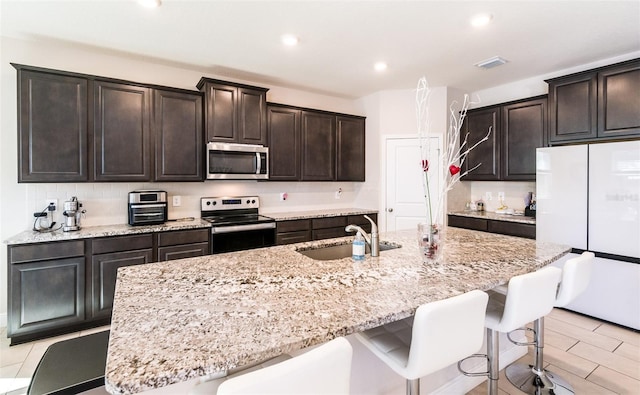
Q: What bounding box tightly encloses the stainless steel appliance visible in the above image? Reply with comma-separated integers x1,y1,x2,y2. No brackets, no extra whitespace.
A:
128,190,168,226
206,142,268,180
62,196,85,232
201,196,275,254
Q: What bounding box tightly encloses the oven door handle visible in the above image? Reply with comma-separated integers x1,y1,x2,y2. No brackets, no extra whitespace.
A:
212,222,276,234
130,204,167,209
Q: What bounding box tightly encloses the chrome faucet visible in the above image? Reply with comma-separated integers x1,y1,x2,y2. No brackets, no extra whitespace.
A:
345,215,379,257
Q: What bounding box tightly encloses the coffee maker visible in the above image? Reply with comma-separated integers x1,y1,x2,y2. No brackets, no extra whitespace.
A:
62,196,86,232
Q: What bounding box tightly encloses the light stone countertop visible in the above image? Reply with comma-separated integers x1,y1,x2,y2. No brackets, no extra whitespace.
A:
3,219,211,245
449,210,536,225
263,208,377,221
104,227,569,394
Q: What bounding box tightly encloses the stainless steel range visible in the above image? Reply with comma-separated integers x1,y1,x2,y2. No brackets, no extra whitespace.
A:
201,196,276,254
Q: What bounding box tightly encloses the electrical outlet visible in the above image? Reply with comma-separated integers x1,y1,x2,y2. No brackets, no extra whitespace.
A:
485,192,492,201
498,192,505,201
46,199,58,211
172,196,181,207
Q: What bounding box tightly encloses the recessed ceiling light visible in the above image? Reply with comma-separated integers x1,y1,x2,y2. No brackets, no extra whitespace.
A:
138,0,161,8
374,62,388,72
470,13,493,27
281,34,299,46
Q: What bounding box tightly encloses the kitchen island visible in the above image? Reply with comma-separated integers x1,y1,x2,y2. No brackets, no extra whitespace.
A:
105,227,570,394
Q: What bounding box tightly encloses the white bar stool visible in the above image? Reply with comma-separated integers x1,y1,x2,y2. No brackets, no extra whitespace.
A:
459,266,562,395
505,251,594,394
190,336,353,395
354,290,489,395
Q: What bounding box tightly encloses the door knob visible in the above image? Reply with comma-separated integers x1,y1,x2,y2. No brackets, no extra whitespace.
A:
387,208,393,212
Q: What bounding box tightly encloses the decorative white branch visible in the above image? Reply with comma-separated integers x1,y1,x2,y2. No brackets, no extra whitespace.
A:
416,77,491,225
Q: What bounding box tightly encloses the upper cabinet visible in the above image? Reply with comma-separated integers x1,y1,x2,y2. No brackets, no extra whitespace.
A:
462,96,547,181
301,110,336,181
267,105,301,181
197,78,268,145
153,89,204,181
14,64,204,183
16,68,88,182
461,106,501,181
267,103,366,182
93,81,151,182
336,116,365,181
547,58,640,144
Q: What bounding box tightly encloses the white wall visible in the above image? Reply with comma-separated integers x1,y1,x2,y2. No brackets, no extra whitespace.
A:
0,36,375,323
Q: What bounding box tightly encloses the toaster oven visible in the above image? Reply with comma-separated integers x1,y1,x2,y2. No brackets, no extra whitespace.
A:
128,190,168,226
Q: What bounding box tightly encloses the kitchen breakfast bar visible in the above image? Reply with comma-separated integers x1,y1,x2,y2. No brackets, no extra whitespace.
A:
105,227,570,394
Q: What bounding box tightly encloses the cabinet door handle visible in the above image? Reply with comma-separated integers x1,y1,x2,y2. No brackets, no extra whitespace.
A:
387,208,393,212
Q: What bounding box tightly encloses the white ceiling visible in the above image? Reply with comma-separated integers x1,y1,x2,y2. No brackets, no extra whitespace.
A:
2,0,639,98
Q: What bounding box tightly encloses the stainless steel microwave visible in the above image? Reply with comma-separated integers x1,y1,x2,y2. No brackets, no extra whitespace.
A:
206,142,269,180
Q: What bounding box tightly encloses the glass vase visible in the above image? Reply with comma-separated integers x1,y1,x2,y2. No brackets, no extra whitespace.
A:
417,222,444,263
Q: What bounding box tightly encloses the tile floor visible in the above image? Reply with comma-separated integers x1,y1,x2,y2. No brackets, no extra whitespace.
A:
1,309,638,395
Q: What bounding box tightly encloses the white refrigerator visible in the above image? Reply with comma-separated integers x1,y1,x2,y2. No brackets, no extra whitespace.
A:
537,140,640,330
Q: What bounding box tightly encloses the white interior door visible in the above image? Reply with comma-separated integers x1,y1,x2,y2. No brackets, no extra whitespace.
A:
385,137,440,231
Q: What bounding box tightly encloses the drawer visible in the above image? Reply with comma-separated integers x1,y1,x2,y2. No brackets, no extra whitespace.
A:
277,219,311,233
312,216,347,230
312,227,348,240
447,215,488,232
276,230,312,245
10,241,85,264
157,229,210,247
488,220,536,239
92,234,153,255
157,242,210,261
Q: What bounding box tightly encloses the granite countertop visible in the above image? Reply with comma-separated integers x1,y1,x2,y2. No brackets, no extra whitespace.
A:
263,208,377,221
3,219,211,245
449,210,536,225
104,227,569,394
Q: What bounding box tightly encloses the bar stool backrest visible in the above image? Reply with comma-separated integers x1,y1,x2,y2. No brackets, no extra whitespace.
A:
555,251,595,307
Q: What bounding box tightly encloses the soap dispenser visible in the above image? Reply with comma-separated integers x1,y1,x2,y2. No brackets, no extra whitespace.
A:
352,232,366,261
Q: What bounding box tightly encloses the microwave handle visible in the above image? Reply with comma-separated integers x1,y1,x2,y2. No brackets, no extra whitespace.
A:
256,152,261,174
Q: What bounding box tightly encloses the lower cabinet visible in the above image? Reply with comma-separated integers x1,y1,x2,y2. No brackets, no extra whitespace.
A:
90,235,153,319
448,215,535,239
8,241,86,340
157,228,210,261
275,213,378,245
7,228,211,344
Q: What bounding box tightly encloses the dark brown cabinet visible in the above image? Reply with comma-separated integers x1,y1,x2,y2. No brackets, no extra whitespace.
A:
8,241,86,339
547,58,640,144
153,89,204,181
197,78,268,145
462,106,501,181
16,67,88,182
501,97,547,180
268,105,365,182
268,105,301,181
156,228,210,261
447,214,535,239
275,213,378,245
301,111,336,181
276,219,311,245
462,96,546,181
90,235,153,319
93,81,151,181
337,116,366,181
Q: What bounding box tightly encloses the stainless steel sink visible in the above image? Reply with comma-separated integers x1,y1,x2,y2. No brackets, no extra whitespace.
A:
297,242,400,261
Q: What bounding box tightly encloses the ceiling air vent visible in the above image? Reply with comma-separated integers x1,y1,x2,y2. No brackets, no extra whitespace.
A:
475,56,508,69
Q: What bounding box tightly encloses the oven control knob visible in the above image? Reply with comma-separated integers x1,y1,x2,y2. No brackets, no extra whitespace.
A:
251,199,256,204
212,201,217,205
206,201,211,206
246,200,250,204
